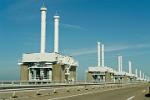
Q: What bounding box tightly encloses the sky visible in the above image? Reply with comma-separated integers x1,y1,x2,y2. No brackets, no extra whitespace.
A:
0,0,150,80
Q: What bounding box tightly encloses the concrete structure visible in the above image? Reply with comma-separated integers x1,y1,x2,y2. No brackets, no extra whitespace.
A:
101,44,104,67
97,42,100,67
19,3,78,83
87,42,114,82
40,5,47,53
87,67,114,82
114,57,136,83
114,56,128,83
127,61,136,82
54,15,59,53
135,69,138,77
128,61,132,74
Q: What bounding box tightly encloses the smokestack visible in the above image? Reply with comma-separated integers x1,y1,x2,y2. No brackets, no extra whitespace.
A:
118,56,122,72
40,5,47,53
120,56,123,72
54,15,60,53
97,42,101,67
128,61,132,74
140,70,142,79
118,56,121,72
102,44,104,67
135,69,138,77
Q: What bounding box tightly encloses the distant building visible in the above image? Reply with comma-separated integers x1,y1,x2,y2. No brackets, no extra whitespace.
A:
20,53,78,82
19,3,78,83
87,66,114,82
87,42,114,82
86,43,139,83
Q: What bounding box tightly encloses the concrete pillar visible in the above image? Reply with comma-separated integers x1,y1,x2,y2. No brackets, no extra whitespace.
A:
54,15,60,53
143,73,144,80
140,70,142,79
118,56,121,72
29,68,31,80
33,69,36,80
128,61,132,74
120,56,122,72
49,69,52,81
40,69,44,80
40,6,47,53
97,42,101,67
102,44,104,67
135,69,138,77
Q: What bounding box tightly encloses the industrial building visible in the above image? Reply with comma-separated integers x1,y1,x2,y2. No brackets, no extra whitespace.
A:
87,42,114,82
114,56,136,83
19,3,78,83
86,42,141,83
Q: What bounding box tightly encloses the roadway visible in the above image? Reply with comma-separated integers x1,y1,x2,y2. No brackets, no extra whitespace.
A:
0,83,149,100
49,84,150,100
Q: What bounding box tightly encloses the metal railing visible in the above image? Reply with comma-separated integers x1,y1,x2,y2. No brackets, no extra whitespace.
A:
0,80,146,89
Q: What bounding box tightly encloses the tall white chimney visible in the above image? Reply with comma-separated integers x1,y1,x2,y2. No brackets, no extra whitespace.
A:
97,42,101,67
140,70,142,79
40,5,47,53
118,56,121,72
128,61,132,74
120,56,123,72
135,69,138,77
54,15,60,53
102,44,104,67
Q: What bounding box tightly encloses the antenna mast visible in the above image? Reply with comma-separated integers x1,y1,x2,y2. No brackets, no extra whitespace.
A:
42,0,45,7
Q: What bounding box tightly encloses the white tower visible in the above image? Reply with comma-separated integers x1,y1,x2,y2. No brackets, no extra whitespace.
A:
54,15,60,53
40,3,47,53
128,61,132,74
97,42,101,67
140,70,142,79
120,56,123,72
118,56,121,72
135,69,138,77
102,44,104,67
118,56,123,72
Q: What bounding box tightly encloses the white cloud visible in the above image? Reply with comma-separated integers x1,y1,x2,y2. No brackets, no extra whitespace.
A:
61,23,86,30
67,48,96,56
64,44,150,57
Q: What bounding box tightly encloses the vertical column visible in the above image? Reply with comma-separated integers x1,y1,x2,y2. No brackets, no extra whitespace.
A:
128,61,132,74
97,42,101,67
28,68,31,80
40,69,44,80
118,56,121,72
135,69,138,77
54,15,60,53
120,56,123,72
140,70,142,79
143,73,144,80
102,44,104,67
49,69,52,81
33,69,36,80
40,6,47,53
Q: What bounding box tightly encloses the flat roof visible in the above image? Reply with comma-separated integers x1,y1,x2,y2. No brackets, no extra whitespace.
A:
20,52,78,66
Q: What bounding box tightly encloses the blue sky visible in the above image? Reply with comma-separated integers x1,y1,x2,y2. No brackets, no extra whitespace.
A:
0,0,150,80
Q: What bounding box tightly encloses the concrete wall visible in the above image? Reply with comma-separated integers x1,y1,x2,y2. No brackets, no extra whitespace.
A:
52,64,77,83
87,72,114,82
20,64,29,81
20,63,77,83
52,64,64,83
105,72,114,82
69,66,76,82
123,75,129,83
87,72,93,82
